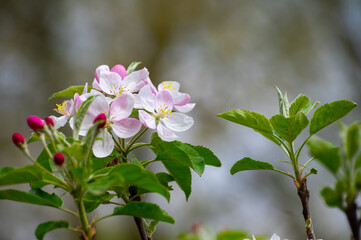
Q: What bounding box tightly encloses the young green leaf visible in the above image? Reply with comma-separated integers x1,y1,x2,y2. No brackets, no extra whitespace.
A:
73,95,97,139
346,121,360,160
320,186,342,208
300,101,319,115
127,62,142,74
48,86,86,100
35,221,70,240
218,109,281,146
156,172,175,190
0,189,62,208
0,165,43,187
274,86,289,117
83,192,115,213
230,157,275,175
354,153,361,170
162,160,192,200
289,94,309,117
113,201,175,224
309,100,357,135
270,113,309,142
217,230,248,240
307,136,341,174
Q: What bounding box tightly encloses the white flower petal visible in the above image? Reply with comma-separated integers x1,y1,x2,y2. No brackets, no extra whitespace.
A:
122,68,149,92
99,71,122,95
174,103,196,113
49,115,67,129
94,65,110,81
155,90,173,112
157,123,178,141
139,110,156,129
112,118,142,139
173,92,190,106
139,85,156,112
269,234,280,240
158,81,180,92
92,131,114,158
162,112,194,132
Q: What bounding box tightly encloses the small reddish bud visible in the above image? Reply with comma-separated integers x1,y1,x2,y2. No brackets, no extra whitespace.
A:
112,158,119,165
44,117,54,126
106,162,112,167
27,116,44,132
93,113,107,129
12,132,25,147
53,153,65,166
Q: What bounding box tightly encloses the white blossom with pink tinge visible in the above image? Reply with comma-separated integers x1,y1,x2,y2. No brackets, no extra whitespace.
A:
92,64,149,98
138,85,194,141
80,93,142,157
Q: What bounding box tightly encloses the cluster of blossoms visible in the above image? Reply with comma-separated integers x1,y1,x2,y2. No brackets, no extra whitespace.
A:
49,64,195,157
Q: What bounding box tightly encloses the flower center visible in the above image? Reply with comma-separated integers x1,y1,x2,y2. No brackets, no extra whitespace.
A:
162,82,176,90
54,102,70,116
109,84,129,97
156,104,172,119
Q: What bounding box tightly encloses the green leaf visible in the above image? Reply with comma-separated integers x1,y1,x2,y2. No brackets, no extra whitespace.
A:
193,146,221,167
274,86,289,117
346,121,360,160
176,142,205,175
0,189,62,208
0,165,43,187
156,172,174,190
35,221,69,240
111,164,170,201
289,94,309,117
354,153,361,170
162,160,192,200
300,101,319,115
307,136,341,174
49,86,86,100
113,201,175,224
230,157,275,175
309,100,357,135
127,62,142,74
217,230,248,240
218,109,281,146
270,113,309,142
83,192,115,213
321,186,342,208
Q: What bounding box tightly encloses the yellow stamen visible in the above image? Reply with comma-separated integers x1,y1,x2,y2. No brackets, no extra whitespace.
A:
53,102,68,116
162,82,176,90
158,104,173,118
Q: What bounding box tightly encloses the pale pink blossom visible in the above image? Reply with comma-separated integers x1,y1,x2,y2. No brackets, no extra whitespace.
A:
138,85,194,141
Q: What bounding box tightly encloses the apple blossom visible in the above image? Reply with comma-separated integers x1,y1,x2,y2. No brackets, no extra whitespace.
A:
80,93,142,157
138,85,194,141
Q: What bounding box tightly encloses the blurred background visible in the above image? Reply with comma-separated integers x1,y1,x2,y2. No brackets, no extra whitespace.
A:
1,0,361,239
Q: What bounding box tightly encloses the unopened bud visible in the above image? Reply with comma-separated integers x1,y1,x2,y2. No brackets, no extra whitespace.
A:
93,113,107,129
44,117,54,127
12,132,25,147
53,153,65,166
106,162,112,167
27,116,44,132
112,158,119,165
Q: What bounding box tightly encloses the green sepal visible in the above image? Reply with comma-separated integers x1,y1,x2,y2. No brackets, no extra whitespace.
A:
127,62,142,74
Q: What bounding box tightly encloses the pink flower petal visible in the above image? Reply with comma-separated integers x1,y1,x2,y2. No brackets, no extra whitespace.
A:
109,93,134,121
174,103,196,113
122,68,149,92
139,85,156,112
145,77,158,94
155,90,173,113
92,131,114,158
173,93,190,106
157,123,178,141
99,71,122,95
139,110,156,129
94,65,110,82
111,64,127,79
112,118,142,138
162,112,194,132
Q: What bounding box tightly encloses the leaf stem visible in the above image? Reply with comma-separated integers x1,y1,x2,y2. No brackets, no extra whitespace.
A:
59,206,79,219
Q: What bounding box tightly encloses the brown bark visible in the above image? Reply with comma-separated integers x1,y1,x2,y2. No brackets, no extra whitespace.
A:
297,179,316,240
345,202,360,240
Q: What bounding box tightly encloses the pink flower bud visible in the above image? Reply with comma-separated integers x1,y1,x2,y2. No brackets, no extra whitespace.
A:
53,153,65,166
111,64,127,79
27,116,44,132
44,117,54,126
93,113,107,129
112,158,119,165
12,132,25,147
